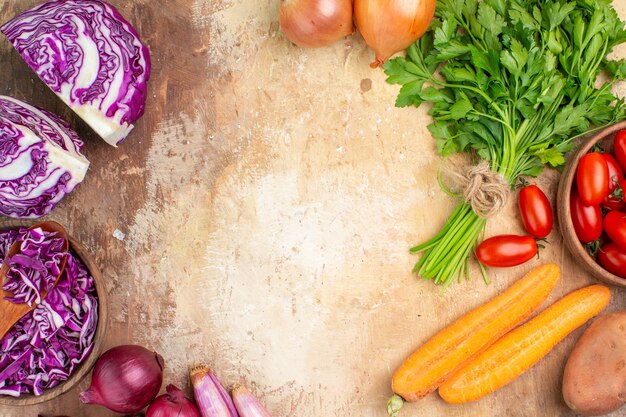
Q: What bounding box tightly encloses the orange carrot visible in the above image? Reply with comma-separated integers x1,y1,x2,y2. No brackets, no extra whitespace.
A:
439,284,611,404
389,264,560,415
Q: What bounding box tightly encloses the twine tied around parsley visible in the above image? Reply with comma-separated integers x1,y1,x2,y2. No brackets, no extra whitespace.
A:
441,161,510,219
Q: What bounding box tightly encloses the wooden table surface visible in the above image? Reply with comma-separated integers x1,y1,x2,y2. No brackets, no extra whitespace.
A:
1,1,626,416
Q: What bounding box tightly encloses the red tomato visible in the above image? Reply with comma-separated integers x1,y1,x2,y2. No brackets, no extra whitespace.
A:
598,242,626,278
519,184,553,238
476,235,538,267
601,153,625,210
570,189,603,243
577,152,609,206
604,211,626,251
614,130,626,172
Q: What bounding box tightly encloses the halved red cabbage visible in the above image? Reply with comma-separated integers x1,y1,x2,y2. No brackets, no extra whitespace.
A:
0,229,98,397
1,0,151,146
3,227,66,307
0,95,89,219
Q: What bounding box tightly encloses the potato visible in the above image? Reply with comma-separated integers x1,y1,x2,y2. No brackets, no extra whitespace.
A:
562,311,626,416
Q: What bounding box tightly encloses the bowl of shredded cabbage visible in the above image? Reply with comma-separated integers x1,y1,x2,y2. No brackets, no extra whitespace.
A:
0,220,107,405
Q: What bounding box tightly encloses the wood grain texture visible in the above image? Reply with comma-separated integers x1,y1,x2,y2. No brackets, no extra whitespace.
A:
0,0,624,416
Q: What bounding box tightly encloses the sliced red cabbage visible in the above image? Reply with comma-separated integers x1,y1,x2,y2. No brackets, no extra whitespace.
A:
1,0,151,146
3,227,66,307
0,229,98,397
0,95,90,219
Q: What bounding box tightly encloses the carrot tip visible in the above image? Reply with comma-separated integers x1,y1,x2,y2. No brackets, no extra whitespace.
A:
387,394,404,417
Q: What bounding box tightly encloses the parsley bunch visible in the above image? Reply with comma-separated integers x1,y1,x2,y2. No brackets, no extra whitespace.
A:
385,0,626,285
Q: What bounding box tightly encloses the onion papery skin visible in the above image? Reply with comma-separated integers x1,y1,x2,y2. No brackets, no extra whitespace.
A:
146,384,201,417
354,0,436,68
279,0,354,48
1,0,151,146
79,345,164,414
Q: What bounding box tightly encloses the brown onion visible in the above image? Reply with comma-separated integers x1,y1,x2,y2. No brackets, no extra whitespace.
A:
355,0,436,68
279,0,354,48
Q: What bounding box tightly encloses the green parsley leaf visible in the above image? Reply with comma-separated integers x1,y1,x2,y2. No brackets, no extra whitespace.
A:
477,2,505,37
448,99,474,120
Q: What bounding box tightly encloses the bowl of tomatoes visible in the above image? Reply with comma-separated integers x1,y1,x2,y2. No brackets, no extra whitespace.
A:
557,120,626,287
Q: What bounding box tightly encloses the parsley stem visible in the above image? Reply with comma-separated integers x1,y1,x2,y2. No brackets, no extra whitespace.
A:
440,82,509,121
470,110,514,133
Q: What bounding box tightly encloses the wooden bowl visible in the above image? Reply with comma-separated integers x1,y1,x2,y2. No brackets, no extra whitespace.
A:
0,220,108,406
557,120,626,288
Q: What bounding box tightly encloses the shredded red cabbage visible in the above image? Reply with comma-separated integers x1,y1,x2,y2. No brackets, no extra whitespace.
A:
0,229,98,397
3,228,66,307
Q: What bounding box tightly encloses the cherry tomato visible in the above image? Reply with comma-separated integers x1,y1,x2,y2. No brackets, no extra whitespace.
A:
601,153,625,211
577,152,609,206
614,130,626,172
604,211,626,251
519,184,553,238
598,242,626,279
476,235,538,267
570,189,603,243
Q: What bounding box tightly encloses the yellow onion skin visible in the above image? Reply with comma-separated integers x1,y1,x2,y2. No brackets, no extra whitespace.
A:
279,0,355,48
355,0,436,68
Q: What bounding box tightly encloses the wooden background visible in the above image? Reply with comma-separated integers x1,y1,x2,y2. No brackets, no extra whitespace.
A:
0,0,626,416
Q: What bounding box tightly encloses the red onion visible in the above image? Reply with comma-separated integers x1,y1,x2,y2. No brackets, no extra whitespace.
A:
146,384,201,417
232,385,272,417
80,345,165,414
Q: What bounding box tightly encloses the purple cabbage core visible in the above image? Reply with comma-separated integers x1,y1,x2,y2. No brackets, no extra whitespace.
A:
0,229,98,397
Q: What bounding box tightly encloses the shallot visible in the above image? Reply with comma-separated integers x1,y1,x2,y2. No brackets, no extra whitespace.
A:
232,385,272,417
354,0,436,68
279,0,354,47
190,365,239,417
80,345,164,414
